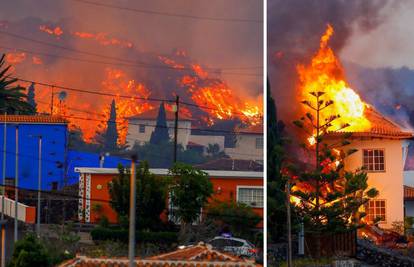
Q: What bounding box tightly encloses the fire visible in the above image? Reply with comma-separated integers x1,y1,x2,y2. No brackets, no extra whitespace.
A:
32,56,43,65
99,68,153,144
158,56,185,69
5,52,26,64
180,63,262,125
39,25,63,37
297,24,370,134
73,31,133,48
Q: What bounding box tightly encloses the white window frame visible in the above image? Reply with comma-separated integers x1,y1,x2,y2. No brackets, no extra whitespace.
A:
139,124,145,133
255,137,263,149
362,148,386,172
366,199,387,224
236,185,264,208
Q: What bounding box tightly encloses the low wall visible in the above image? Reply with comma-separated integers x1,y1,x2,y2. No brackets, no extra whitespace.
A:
357,239,414,267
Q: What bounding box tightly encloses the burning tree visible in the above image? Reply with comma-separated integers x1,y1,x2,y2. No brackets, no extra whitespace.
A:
292,91,378,256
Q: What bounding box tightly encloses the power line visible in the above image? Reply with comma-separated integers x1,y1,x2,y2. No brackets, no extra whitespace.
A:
0,45,261,76
12,76,263,118
0,32,262,74
67,0,263,24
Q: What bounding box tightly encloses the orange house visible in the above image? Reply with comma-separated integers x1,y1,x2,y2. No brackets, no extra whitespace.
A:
75,168,263,227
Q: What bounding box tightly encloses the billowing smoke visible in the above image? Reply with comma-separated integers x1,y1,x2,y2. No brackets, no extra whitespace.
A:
267,0,395,121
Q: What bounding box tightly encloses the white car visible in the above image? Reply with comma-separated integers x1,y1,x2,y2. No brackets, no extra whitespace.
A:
208,236,257,258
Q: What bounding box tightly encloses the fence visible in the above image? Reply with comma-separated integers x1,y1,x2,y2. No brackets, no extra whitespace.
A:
305,230,357,258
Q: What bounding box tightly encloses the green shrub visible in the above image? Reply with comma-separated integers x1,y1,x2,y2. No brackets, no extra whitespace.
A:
8,234,51,267
90,227,178,244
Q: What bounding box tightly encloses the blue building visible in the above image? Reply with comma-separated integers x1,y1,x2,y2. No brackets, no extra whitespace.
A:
66,150,131,185
0,115,68,190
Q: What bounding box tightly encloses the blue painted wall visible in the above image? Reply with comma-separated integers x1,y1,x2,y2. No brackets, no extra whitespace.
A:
66,150,131,185
0,123,67,190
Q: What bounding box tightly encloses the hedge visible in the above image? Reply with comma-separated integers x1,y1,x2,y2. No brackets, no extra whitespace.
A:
91,227,178,244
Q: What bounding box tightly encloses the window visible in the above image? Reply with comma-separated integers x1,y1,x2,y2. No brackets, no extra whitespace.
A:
366,199,386,223
255,137,263,149
363,149,385,172
139,124,145,133
237,186,263,207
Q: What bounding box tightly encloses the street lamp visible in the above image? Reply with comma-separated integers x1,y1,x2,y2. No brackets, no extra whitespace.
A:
29,135,42,237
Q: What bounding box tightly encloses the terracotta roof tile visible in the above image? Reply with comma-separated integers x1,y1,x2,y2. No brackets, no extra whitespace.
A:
0,115,68,124
59,245,259,267
327,107,413,139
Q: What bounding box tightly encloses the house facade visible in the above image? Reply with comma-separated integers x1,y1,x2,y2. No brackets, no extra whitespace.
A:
0,115,68,190
126,109,193,148
224,124,263,162
75,167,263,227
329,107,412,229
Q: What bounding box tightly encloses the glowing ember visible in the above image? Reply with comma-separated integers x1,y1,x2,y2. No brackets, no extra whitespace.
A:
73,31,133,48
297,24,370,134
32,56,43,65
39,25,63,37
5,52,26,64
158,56,185,69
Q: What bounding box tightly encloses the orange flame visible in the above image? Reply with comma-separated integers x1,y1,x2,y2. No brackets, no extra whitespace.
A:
73,31,133,48
297,24,370,134
39,25,63,37
5,52,26,64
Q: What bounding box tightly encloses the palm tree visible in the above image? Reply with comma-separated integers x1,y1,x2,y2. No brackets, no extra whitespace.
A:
0,54,34,114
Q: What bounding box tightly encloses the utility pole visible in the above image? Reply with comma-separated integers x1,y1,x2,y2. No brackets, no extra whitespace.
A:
14,126,18,242
286,178,292,267
128,155,137,267
36,136,42,237
1,112,6,267
173,96,179,163
50,86,55,115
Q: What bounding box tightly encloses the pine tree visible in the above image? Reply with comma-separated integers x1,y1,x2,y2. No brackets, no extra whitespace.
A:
292,91,378,257
150,102,170,145
27,82,37,113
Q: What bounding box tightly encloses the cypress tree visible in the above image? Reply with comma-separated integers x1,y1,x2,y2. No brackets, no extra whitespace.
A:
150,102,170,145
104,99,118,150
27,82,37,113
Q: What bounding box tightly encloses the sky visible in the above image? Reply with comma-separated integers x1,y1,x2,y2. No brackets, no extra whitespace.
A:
341,0,414,69
0,0,263,96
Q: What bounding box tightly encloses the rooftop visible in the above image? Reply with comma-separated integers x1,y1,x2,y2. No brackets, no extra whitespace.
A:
59,244,259,267
195,158,263,172
235,124,263,135
327,107,413,139
127,107,193,121
0,115,68,124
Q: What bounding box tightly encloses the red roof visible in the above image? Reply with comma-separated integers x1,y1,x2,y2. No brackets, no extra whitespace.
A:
127,108,193,121
0,115,68,124
59,244,259,267
327,107,413,139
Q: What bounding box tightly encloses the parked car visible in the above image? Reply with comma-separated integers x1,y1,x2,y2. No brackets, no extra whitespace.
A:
207,236,257,258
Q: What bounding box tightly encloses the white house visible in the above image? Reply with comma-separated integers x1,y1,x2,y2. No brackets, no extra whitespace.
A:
224,124,264,162
329,107,412,229
125,108,193,148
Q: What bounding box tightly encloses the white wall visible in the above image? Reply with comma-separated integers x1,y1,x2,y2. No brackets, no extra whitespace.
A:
343,138,405,228
225,134,263,161
188,135,225,152
126,119,191,148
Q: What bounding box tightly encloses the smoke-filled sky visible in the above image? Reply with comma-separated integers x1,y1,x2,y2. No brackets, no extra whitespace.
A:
341,1,414,69
0,0,263,96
